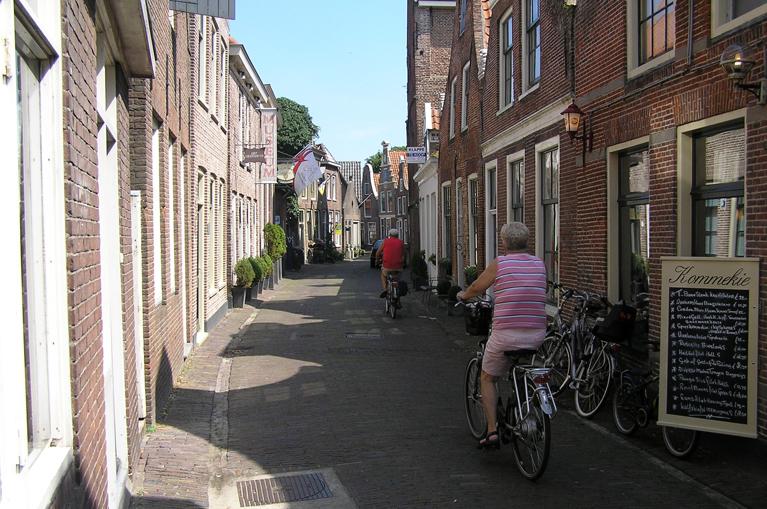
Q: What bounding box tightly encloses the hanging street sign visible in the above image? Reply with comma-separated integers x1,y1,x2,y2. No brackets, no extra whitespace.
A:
407,146,427,164
242,147,266,164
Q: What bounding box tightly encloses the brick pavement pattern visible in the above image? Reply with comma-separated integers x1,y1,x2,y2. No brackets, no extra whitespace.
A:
132,260,765,508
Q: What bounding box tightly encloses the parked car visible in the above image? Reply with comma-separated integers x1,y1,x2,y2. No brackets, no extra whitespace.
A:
369,239,383,268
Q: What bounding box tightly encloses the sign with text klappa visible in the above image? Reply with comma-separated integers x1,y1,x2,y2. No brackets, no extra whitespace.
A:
407,147,427,164
658,257,760,438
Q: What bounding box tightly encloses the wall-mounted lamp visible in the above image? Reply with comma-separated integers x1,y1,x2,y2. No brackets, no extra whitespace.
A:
561,101,593,154
720,44,766,105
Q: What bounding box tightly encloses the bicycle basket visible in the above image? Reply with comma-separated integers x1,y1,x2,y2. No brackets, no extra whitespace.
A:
592,303,636,343
464,304,492,336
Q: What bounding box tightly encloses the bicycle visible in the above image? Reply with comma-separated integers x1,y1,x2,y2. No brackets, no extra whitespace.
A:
532,282,615,418
462,297,557,480
383,272,401,319
610,296,700,458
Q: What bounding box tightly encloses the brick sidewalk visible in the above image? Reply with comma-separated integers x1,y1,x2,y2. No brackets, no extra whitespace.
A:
131,260,766,508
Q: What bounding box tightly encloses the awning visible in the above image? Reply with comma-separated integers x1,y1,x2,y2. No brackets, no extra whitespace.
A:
108,0,155,78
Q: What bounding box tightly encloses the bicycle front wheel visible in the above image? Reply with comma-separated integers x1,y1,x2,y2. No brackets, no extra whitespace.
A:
662,426,699,458
389,296,397,318
574,342,613,418
464,357,486,439
534,334,571,396
509,388,551,481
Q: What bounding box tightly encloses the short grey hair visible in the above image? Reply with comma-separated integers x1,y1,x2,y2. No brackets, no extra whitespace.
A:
388,228,399,237
500,222,529,251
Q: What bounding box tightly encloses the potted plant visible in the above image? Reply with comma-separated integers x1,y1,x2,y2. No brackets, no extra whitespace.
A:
464,265,478,285
263,253,274,289
436,279,451,297
232,258,255,308
411,250,429,288
248,257,263,299
439,257,452,279
256,256,269,293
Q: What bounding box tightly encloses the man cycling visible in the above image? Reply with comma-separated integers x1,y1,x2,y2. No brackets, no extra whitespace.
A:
377,228,405,298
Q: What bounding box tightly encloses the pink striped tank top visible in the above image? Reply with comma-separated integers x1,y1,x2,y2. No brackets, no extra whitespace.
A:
492,253,548,330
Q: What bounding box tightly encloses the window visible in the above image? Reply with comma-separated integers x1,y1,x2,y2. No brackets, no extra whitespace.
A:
207,177,215,291
691,124,745,257
468,177,479,265
209,28,218,115
168,138,176,294
540,148,559,301
456,179,464,268
617,149,650,305
6,3,73,504
218,180,225,285
388,191,394,213
152,120,163,304
638,0,675,65
525,0,541,87
501,12,514,108
442,184,452,264
449,77,457,138
486,166,498,263
459,0,468,33
461,62,470,131
509,159,524,222
197,16,207,100
219,37,227,120
711,1,767,38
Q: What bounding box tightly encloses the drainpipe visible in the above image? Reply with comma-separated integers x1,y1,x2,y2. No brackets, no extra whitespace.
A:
687,0,694,67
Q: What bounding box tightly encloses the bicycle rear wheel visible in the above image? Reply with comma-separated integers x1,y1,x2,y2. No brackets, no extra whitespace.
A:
574,341,613,418
662,426,699,458
611,375,639,435
509,387,551,481
533,334,571,396
464,357,486,439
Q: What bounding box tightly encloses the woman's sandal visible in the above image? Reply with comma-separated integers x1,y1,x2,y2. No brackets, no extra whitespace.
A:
477,430,500,450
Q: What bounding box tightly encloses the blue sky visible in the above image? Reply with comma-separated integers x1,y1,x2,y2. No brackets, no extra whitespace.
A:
231,2,407,164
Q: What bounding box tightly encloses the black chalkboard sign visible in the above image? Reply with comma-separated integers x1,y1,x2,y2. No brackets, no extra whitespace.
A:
659,258,759,438
665,287,749,424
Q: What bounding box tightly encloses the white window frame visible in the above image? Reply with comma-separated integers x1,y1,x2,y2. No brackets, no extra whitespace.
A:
197,15,207,102
676,108,748,256
1,2,74,507
461,61,470,131
485,162,498,265
606,135,651,304
499,8,515,112
219,35,227,121
449,76,457,139
467,173,479,266
209,25,218,118
455,178,464,286
168,138,176,294
441,182,452,263
521,0,541,95
152,119,163,304
711,2,767,39
535,136,559,309
506,150,525,224
626,0,676,79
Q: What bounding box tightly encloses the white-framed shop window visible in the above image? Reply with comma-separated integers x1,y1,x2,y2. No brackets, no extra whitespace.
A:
168,137,176,294
535,136,559,303
468,174,479,265
441,182,452,264
152,119,163,304
485,162,498,264
1,1,73,507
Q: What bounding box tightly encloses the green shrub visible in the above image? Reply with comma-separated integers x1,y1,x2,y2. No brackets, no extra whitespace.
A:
464,265,478,285
248,257,263,282
256,256,269,280
263,223,287,260
262,254,273,276
234,258,255,287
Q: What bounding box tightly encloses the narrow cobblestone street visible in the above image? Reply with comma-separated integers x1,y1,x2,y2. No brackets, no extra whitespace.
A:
132,260,766,508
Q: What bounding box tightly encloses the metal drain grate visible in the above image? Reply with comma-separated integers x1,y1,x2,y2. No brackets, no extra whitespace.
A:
236,472,333,507
345,332,382,340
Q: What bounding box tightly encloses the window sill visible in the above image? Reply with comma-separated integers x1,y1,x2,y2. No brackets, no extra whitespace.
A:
211,112,219,125
518,83,540,101
496,101,514,117
711,7,767,39
198,98,209,111
20,447,73,509
461,125,468,133
220,123,227,134
627,50,674,80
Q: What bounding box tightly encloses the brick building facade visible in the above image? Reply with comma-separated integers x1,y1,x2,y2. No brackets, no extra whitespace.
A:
0,1,282,506
435,0,767,437
407,0,456,256
361,163,380,247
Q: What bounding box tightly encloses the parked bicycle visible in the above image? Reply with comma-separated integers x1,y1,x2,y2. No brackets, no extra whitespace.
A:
610,294,699,458
462,297,557,480
383,272,401,319
532,282,615,418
